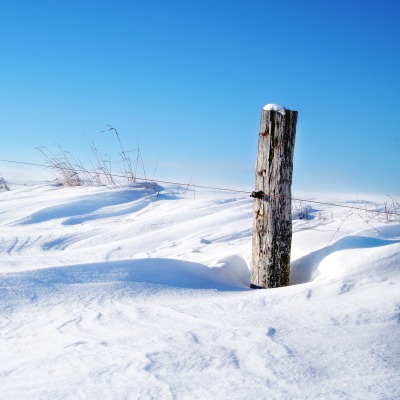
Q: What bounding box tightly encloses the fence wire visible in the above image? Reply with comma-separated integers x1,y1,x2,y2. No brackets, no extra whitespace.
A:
1,157,399,217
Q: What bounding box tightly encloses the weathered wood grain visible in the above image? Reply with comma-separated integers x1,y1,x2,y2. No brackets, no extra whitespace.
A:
250,108,298,289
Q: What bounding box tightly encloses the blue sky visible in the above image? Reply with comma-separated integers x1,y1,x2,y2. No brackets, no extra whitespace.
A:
1,0,399,195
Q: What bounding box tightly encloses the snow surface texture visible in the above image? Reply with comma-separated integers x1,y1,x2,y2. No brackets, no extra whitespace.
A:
0,183,399,399
263,103,287,114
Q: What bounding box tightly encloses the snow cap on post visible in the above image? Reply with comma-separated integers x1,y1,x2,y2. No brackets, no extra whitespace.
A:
263,104,287,114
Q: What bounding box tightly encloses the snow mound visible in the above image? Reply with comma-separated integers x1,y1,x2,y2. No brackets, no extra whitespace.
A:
214,255,250,288
291,225,400,285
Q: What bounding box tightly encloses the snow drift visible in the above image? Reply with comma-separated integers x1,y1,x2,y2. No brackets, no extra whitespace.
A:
0,183,399,399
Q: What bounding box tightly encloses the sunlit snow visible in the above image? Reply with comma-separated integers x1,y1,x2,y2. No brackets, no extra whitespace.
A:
0,182,399,399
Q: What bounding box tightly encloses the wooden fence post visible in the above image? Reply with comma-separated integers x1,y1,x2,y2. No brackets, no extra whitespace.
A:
250,104,298,289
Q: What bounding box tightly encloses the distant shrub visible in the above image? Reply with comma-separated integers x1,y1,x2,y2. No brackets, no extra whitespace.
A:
0,172,10,191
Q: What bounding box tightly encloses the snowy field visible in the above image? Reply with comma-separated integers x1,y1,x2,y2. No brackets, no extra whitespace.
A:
0,182,399,399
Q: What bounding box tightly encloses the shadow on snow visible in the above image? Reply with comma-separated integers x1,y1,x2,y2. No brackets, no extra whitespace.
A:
0,257,250,302
16,190,154,226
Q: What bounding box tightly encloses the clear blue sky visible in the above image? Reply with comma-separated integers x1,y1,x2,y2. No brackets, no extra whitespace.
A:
1,0,399,195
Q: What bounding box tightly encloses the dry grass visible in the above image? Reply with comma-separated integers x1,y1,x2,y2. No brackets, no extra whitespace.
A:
0,172,10,191
36,127,156,191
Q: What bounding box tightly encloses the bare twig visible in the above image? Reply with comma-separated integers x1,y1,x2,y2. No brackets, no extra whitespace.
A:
101,125,135,183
